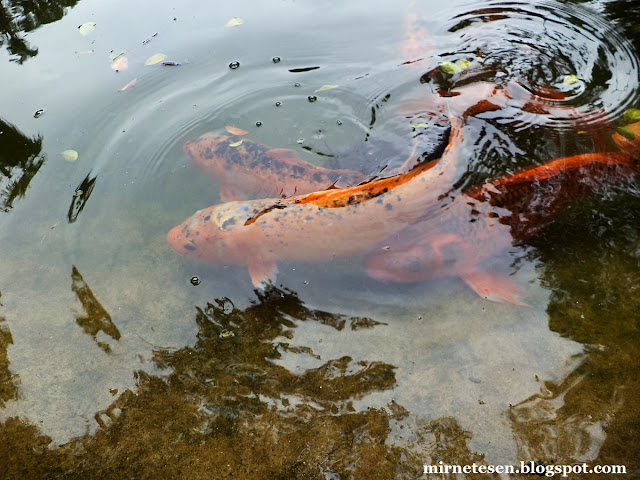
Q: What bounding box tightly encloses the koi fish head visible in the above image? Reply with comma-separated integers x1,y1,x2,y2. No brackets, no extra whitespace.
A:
182,132,231,172
167,200,274,266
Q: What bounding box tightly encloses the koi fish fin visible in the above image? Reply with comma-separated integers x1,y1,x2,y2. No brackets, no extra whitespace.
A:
460,270,529,306
248,259,279,289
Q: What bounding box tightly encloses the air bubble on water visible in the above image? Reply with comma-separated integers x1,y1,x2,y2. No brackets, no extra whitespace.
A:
336,120,343,125
307,95,317,102
294,83,301,87
229,61,240,69
297,138,304,144
275,101,282,107
272,56,281,63
34,109,45,118
190,276,201,286
255,121,263,127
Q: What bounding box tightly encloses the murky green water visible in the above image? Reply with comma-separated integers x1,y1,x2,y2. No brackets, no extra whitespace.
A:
1,0,639,478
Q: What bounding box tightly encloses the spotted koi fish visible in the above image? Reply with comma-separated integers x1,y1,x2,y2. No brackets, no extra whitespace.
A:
168,117,466,288
365,127,640,304
183,133,365,201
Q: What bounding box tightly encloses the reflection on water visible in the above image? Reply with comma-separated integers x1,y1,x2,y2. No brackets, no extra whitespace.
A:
0,0,80,63
0,293,18,407
0,118,45,214
71,266,120,354
0,0,639,477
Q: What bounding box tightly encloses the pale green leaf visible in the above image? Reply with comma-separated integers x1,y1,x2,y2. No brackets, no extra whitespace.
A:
411,123,429,129
623,108,640,124
145,53,168,66
226,17,244,27
314,84,339,93
563,74,579,85
62,150,78,162
229,140,243,147
616,126,636,140
78,22,96,36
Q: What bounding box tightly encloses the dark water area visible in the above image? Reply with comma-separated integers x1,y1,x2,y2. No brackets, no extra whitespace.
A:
1,0,640,478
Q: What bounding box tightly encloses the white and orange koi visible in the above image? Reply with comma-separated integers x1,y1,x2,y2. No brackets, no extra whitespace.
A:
168,117,467,288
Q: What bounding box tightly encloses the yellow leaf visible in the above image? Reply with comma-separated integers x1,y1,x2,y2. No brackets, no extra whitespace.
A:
145,53,168,66
120,78,137,91
110,55,128,71
439,59,471,75
78,22,96,36
314,84,339,93
225,126,249,135
411,123,429,129
228,140,243,147
226,17,244,27
62,150,78,162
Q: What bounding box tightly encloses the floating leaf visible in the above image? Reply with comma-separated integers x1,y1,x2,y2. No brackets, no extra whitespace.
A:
78,22,96,36
623,108,640,124
563,74,579,85
225,126,249,135
145,53,168,65
110,55,128,71
411,122,429,129
616,126,636,140
226,17,244,27
62,150,78,162
120,78,137,91
228,140,243,147
314,84,339,93
439,59,471,75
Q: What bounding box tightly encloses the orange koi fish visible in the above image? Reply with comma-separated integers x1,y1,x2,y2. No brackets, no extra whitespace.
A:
168,118,467,288
365,148,640,304
183,133,365,201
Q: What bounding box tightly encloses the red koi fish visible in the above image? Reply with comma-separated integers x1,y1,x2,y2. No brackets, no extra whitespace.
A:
365,148,640,304
183,133,365,201
168,118,467,288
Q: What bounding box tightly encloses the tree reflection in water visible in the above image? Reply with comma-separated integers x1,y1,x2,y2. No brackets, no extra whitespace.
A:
0,118,45,213
0,0,80,63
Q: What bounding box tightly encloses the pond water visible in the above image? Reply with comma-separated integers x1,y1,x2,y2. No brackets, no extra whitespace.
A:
1,0,639,478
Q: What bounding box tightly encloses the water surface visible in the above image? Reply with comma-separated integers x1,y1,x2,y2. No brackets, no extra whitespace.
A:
0,0,639,478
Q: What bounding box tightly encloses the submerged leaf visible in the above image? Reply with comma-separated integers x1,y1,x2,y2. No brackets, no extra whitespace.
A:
616,126,636,140
439,59,470,75
145,53,168,65
78,22,96,36
314,84,338,93
62,150,79,162
411,123,429,129
226,17,244,27
225,126,249,135
110,55,128,71
563,74,579,85
120,78,137,91
623,108,640,124
228,140,243,147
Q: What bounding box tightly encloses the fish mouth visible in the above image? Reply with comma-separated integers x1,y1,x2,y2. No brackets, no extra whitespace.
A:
167,224,198,257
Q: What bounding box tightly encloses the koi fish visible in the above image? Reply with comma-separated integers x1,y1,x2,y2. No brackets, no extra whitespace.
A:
183,133,365,201
365,149,640,304
168,117,466,288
